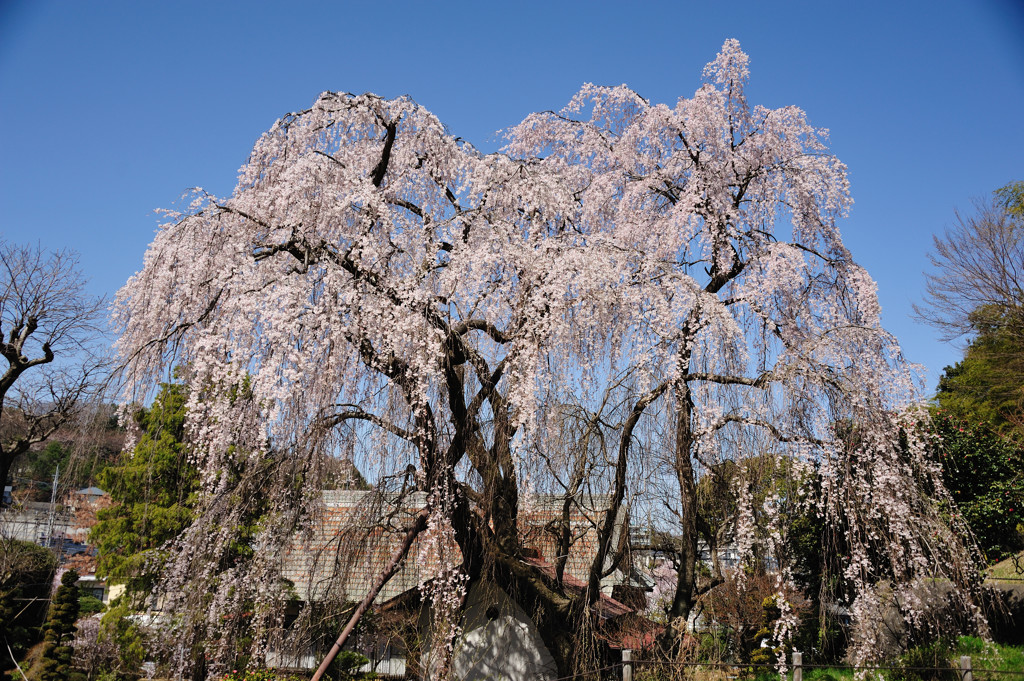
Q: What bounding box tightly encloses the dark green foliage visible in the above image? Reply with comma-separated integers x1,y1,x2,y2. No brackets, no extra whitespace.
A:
332,650,376,680
87,383,196,678
778,466,850,663
23,442,70,501
17,440,104,503
92,599,150,679
932,181,1024,439
936,318,1024,437
29,568,80,681
790,503,850,664
91,382,197,595
925,180,1024,443
23,440,113,493
90,380,281,676
0,539,58,670
77,594,104,615
928,181,1024,564
932,413,1024,562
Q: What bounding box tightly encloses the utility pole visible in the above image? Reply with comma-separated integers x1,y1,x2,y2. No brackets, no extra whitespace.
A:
44,464,58,547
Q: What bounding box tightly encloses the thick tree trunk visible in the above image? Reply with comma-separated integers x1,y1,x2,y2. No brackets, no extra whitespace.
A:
662,382,700,651
0,451,12,504
492,550,588,679
453,482,593,680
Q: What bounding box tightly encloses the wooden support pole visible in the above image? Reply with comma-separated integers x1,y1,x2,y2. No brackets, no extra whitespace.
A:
311,510,427,681
622,648,633,681
792,651,803,681
960,655,972,681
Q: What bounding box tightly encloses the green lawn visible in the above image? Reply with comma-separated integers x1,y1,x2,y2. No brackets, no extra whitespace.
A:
794,637,1024,681
986,551,1024,583
954,636,1024,676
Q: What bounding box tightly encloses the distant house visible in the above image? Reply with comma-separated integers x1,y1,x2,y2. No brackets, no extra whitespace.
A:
74,486,107,502
275,490,642,679
77,573,109,602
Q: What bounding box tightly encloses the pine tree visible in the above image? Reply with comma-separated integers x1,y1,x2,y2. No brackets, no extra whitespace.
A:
87,383,197,675
0,539,58,671
91,382,196,598
30,569,80,681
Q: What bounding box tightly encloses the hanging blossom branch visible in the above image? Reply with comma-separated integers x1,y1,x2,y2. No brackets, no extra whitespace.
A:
113,40,985,677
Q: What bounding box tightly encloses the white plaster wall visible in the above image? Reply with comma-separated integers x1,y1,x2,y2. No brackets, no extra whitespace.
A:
105,583,126,605
423,580,558,681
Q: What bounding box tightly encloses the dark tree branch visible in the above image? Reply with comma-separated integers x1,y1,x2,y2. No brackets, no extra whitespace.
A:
370,121,398,188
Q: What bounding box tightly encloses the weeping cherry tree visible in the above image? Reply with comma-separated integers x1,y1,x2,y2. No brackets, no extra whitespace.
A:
114,40,983,677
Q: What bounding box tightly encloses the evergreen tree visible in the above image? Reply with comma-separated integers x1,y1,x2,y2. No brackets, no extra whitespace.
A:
923,182,1024,564
0,539,58,671
30,569,80,681
932,412,1024,562
91,381,277,674
91,382,197,598
89,382,197,677
936,315,1024,437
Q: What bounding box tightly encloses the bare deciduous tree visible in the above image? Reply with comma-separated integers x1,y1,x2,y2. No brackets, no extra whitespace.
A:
914,183,1024,343
0,242,107,496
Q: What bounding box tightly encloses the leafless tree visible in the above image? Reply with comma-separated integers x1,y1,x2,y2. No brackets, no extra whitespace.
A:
914,185,1024,343
0,242,107,497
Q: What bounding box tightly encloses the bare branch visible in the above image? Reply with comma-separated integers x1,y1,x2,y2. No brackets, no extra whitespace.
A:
915,191,1024,343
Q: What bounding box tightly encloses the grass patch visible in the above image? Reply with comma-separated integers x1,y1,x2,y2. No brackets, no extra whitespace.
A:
954,636,1024,676
631,639,1023,681
795,638,1023,681
985,551,1024,582
804,667,855,681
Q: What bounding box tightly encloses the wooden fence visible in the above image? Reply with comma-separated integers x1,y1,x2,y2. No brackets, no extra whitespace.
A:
596,649,1024,681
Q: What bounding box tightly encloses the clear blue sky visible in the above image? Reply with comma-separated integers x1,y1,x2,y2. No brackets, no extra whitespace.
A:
1,0,1021,393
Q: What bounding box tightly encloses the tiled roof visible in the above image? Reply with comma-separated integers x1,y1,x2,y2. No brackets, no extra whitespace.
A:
518,497,611,587
280,491,429,602
280,491,630,615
